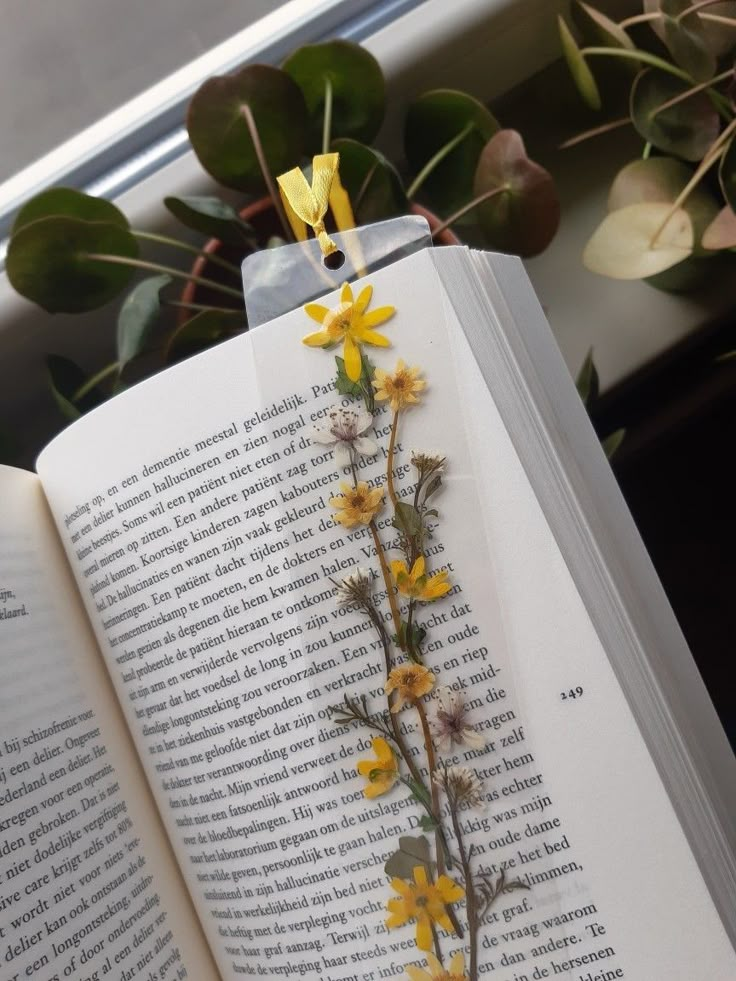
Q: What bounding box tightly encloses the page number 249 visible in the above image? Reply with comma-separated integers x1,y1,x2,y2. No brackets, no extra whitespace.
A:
560,686,584,701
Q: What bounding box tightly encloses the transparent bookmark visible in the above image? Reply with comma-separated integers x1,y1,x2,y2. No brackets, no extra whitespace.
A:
241,215,432,328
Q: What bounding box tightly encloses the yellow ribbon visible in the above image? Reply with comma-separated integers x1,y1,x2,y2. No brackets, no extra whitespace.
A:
277,153,355,256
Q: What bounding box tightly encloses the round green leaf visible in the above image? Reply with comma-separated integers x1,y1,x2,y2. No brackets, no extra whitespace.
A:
572,1,635,52
661,0,716,82
473,130,560,258
164,310,242,364
117,275,171,367
283,40,385,148
645,0,736,58
703,206,736,249
164,196,255,246
12,188,128,236
404,89,499,214
558,15,602,111
331,138,407,223
719,138,736,211
583,202,694,279
630,69,720,162
7,216,139,313
608,156,718,254
187,64,307,192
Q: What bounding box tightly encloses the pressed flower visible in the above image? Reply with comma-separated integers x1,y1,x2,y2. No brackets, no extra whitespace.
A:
356,737,399,798
430,686,486,754
329,481,383,528
311,406,378,469
390,556,451,603
406,951,468,981
373,359,426,411
302,282,394,382
386,865,464,951
433,764,485,809
385,663,435,713
334,568,374,609
411,451,446,478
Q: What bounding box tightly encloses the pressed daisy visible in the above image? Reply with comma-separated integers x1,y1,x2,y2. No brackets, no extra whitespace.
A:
430,686,486,754
310,406,378,469
356,737,399,798
334,568,374,609
385,663,435,713
302,282,394,382
386,865,464,951
411,451,446,479
373,360,426,411
406,951,468,981
433,765,485,809
391,556,451,602
329,481,383,529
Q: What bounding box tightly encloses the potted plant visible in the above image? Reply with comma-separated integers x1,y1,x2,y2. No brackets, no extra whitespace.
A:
3,40,559,442
557,0,736,288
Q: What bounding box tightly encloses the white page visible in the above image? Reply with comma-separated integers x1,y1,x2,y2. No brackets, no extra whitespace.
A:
0,466,219,981
35,249,735,979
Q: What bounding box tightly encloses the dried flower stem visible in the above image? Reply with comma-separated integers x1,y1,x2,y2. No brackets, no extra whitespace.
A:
449,804,478,981
369,521,403,643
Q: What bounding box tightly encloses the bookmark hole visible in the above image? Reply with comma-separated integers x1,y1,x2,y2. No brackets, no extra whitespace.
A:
323,250,345,271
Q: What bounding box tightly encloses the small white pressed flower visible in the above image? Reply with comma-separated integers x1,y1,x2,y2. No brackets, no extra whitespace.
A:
430,686,486,754
334,568,374,609
433,765,485,809
410,451,446,477
311,406,378,469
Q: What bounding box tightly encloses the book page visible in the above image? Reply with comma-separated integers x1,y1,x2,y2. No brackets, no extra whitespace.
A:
36,249,735,979
0,466,219,981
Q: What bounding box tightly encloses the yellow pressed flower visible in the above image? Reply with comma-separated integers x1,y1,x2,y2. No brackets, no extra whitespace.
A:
406,951,468,981
385,664,435,713
390,556,451,602
329,481,383,528
302,282,394,381
386,865,464,952
356,737,399,798
373,359,426,411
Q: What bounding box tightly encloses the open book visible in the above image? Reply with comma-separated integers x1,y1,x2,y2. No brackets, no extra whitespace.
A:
2,247,735,981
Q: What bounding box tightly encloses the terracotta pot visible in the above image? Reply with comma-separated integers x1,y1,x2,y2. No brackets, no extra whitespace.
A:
178,197,460,324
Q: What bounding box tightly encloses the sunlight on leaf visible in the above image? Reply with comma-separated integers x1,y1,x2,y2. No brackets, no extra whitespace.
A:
702,206,736,249
584,202,693,279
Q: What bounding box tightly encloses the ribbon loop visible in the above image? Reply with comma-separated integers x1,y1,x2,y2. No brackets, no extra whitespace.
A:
277,153,341,256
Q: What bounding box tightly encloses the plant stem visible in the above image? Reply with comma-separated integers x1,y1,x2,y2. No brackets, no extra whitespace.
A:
581,46,693,82
369,520,403,646
450,804,478,981
678,0,736,21
650,116,736,246
431,185,510,240
72,361,120,401
618,11,659,28
322,76,334,155
642,141,652,159
239,103,293,241
386,411,401,512
133,230,243,277
559,116,631,149
700,11,736,25
85,254,244,300
354,163,379,215
648,68,734,120
166,300,245,315
407,123,474,199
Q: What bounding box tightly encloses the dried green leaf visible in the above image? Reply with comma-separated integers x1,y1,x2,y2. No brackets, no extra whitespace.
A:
392,501,423,538
384,835,432,880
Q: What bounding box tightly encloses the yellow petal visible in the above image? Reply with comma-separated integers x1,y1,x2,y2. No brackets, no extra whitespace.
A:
415,914,432,952
410,556,426,580
360,305,395,328
341,281,353,304
302,330,331,347
356,328,391,347
389,881,411,899
390,559,408,579
364,781,387,798
405,967,432,981
343,334,361,381
435,913,455,935
304,302,329,323
436,875,465,902
356,759,375,776
354,284,373,313
413,866,428,888
449,952,466,974
425,952,444,975
373,737,392,761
